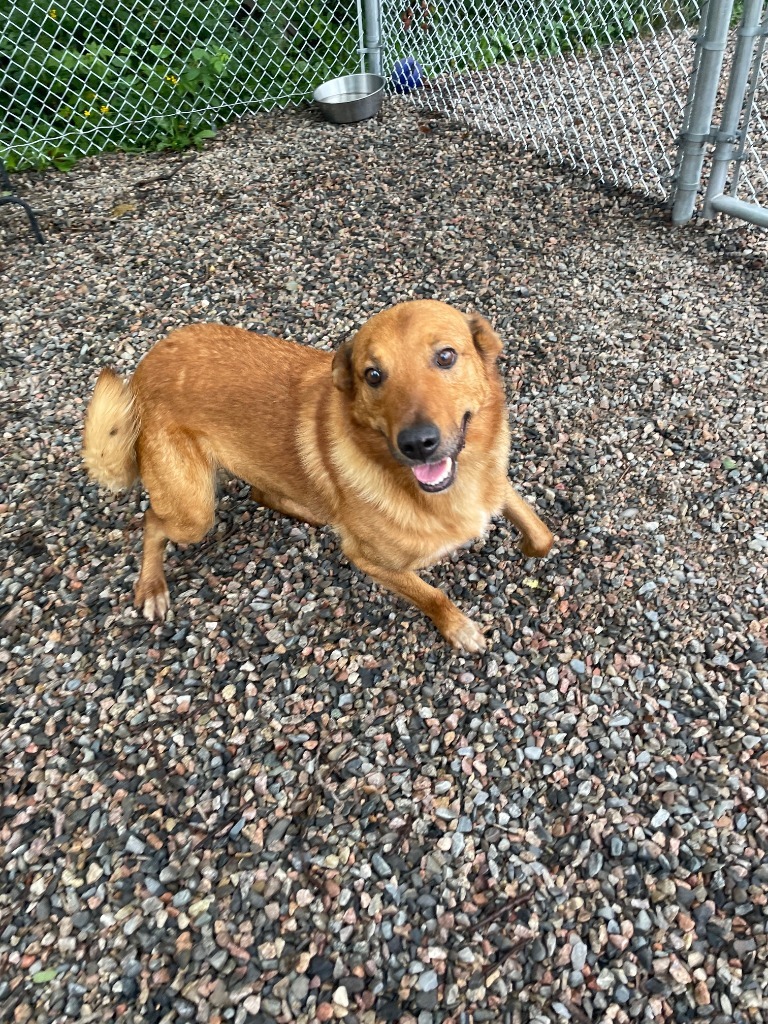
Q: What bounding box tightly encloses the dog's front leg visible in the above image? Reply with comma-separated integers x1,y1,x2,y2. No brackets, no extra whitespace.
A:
342,539,486,653
503,481,554,558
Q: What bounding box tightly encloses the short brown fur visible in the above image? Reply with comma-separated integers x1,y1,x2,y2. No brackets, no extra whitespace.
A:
82,300,553,651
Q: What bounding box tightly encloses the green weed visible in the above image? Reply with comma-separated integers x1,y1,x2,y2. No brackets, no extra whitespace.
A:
1,0,359,170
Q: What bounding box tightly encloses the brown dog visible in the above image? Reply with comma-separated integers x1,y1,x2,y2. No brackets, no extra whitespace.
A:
83,300,553,651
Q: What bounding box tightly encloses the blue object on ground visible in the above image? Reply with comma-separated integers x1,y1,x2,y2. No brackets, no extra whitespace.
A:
392,57,424,94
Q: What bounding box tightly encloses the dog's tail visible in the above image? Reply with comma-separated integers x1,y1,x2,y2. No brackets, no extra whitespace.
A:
82,367,140,491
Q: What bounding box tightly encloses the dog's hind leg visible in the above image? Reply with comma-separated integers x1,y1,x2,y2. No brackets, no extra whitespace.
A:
502,481,554,558
134,432,216,620
134,509,177,620
342,539,486,653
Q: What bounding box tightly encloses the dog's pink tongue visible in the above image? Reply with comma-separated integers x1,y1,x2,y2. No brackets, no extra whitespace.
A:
412,458,449,485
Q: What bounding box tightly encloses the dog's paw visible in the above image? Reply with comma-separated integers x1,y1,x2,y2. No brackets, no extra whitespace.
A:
519,526,554,559
444,615,487,654
134,578,171,621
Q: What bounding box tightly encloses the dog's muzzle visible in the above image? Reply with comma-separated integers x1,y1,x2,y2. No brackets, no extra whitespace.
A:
399,413,471,493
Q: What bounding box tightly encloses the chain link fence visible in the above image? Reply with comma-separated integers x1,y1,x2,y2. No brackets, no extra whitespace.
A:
1,0,363,170
738,34,768,207
379,1,701,200
1,1,766,224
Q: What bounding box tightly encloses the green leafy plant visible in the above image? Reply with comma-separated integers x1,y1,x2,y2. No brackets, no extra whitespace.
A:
1,0,359,170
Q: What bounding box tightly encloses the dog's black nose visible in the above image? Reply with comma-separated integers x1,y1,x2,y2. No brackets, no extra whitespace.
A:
397,423,441,462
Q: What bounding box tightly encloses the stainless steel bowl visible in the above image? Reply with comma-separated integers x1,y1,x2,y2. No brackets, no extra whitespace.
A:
313,74,385,124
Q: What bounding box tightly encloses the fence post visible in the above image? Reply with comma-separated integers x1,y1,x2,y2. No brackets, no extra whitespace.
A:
703,0,768,218
362,0,383,76
671,0,736,225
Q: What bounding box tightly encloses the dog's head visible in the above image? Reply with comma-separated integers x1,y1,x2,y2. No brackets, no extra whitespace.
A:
332,300,503,493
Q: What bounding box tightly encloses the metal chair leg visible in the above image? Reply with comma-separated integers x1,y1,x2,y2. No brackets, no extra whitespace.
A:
1,162,44,244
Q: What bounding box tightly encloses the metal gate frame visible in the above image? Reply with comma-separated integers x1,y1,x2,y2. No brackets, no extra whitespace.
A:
672,0,768,226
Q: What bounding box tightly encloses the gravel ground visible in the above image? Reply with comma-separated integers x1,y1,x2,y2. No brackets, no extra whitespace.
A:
2,99,768,1024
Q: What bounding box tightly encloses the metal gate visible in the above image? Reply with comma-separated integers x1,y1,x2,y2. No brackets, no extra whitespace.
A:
672,0,768,226
371,0,768,225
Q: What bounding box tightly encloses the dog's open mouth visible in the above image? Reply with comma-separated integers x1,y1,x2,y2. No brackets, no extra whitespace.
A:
410,412,470,494
412,457,456,493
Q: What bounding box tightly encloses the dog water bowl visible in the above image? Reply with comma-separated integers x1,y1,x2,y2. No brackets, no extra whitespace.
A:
313,74,385,124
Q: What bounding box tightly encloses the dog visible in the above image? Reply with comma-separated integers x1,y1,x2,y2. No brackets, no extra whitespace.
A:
82,300,553,652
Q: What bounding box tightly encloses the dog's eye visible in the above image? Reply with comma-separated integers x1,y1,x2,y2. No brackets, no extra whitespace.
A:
435,348,457,369
364,367,384,388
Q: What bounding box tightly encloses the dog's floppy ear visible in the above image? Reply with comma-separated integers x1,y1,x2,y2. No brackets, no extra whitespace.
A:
467,313,503,365
332,335,356,394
